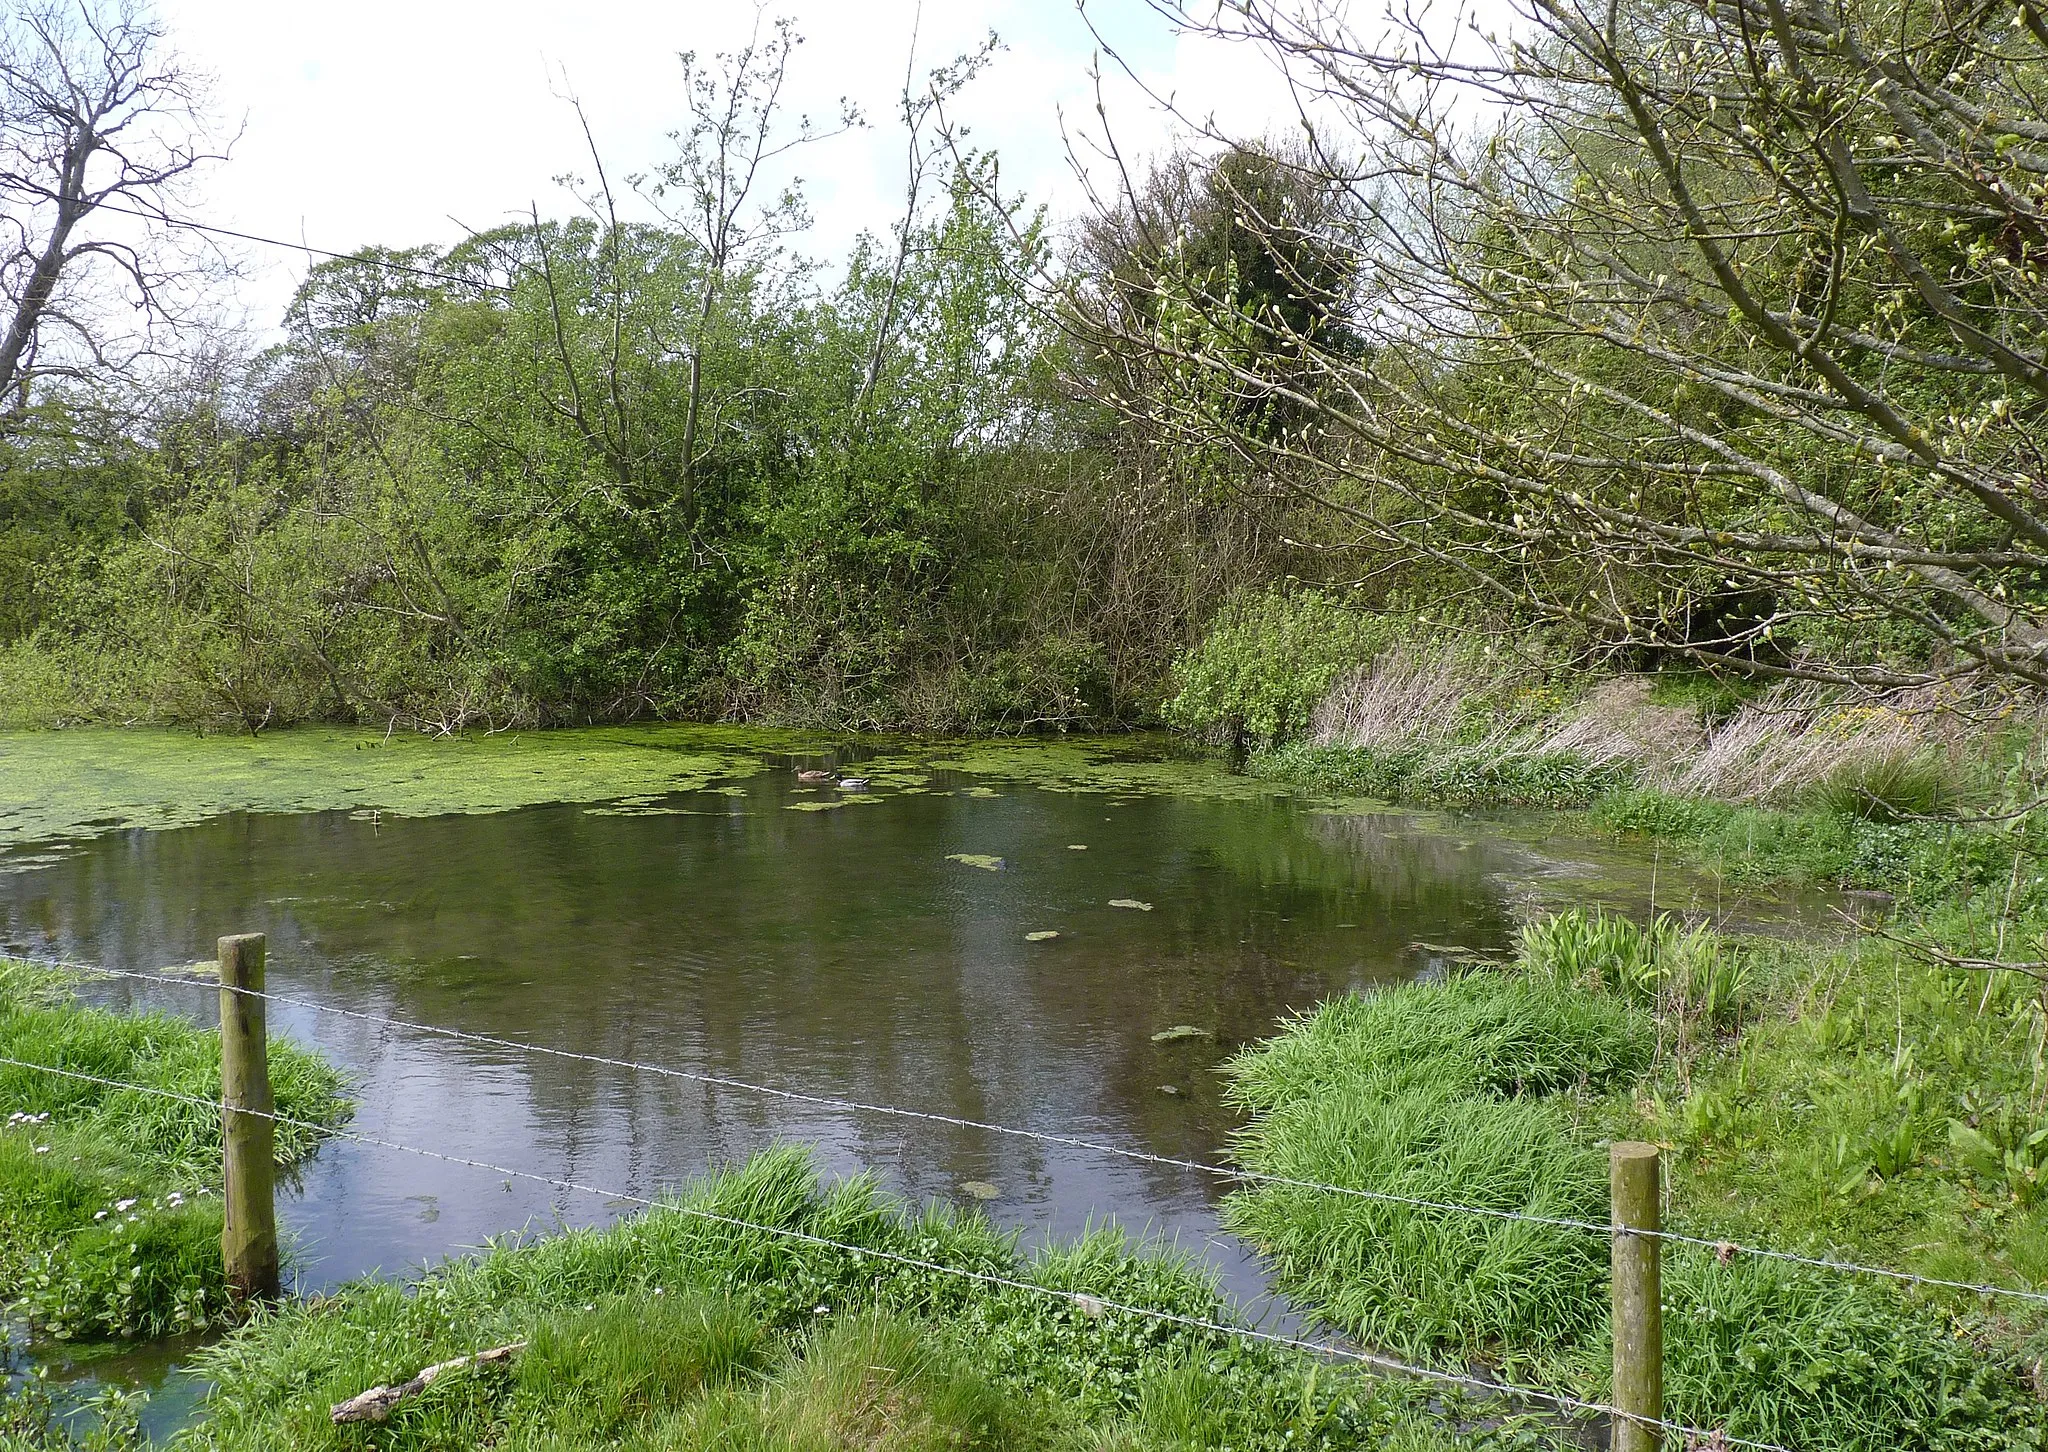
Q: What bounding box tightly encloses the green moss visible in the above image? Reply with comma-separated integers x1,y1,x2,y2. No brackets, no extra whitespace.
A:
890,737,1291,801
0,727,1326,859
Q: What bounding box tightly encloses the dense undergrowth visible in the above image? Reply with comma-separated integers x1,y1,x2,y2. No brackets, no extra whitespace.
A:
0,959,350,1341
20,1146,1510,1452
1224,912,2048,1451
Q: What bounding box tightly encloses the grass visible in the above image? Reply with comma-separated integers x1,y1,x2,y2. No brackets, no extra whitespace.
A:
1253,741,1627,810
0,958,350,1341
1261,730,2027,900
1222,916,2048,1451
138,1145,1514,1452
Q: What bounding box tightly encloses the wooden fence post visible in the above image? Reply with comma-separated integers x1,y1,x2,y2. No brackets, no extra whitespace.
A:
1611,1140,1664,1452
219,932,279,1305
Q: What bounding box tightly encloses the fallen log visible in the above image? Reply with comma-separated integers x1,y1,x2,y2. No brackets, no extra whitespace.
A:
329,1341,527,1423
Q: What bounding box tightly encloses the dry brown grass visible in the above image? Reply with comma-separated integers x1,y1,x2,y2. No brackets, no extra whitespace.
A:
1659,684,1979,801
1309,647,1497,749
1307,654,2015,802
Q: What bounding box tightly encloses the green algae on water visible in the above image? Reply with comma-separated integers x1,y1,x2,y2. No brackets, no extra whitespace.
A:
0,725,768,852
946,854,1005,871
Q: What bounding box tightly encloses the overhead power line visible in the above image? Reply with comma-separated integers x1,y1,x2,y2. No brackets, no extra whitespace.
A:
86,197,518,294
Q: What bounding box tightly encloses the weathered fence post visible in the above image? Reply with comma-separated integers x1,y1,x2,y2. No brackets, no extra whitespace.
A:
1611,1140,1664,1452
218,932,279,1304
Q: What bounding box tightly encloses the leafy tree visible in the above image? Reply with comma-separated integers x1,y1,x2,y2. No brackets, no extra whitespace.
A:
1088,0,2048,693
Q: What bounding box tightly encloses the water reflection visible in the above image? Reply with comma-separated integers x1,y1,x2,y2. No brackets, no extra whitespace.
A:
1,755,1804,1321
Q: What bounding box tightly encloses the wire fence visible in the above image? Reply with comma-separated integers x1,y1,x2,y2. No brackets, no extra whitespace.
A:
48,957,2048,1312
0,197,2020,1449
0,1050,1794,1452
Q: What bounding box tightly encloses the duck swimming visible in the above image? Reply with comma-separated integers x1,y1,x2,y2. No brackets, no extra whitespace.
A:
838,777,871,790
795,769,834,783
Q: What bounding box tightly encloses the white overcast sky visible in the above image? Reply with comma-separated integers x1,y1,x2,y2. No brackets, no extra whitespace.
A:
148,0,1327,335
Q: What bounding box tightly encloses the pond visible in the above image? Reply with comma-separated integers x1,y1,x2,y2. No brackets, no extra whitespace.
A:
0,726,1824,1433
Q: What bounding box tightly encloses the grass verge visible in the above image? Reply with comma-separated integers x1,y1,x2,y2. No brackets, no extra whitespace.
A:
1223,915,2048,1451
0,957,350,1341
143,1145,1502,1452
1253,741,1626,811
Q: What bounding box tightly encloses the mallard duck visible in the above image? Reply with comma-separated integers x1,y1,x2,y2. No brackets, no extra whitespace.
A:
795,769,834,783
838,777,871,790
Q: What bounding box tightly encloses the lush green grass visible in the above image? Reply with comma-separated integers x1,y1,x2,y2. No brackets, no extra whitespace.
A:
1256,721,2028,902
1253,741,1628,810
150,1145,1515,1452
0,958,350,1340
1222,919,2048,1451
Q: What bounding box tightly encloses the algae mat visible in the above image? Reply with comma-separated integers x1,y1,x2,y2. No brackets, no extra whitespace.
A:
0,726,1369,861
0,726,778,851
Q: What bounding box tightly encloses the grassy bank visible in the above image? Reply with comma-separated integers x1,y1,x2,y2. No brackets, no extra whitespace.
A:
0,958,350,1342
34,1146,1496,1452
1223,912,2048,1450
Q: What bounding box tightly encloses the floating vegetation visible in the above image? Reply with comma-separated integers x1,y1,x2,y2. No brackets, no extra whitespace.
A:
585,806,746,817
956,1180,1001,1201
0,726,1365,856
946,853,1005,871
0,725,768,849
1151,1025,1212,1043
1109,899,1154,912
1024,931,1060,942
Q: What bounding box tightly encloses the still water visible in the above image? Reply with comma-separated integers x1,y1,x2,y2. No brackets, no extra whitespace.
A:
0,730,1817,1427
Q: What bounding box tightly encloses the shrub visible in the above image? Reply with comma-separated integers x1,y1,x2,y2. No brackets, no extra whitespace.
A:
1164,591,1394,744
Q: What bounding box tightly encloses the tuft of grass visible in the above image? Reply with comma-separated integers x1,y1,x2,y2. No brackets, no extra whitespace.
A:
508,1292,768,1441
1223,975,1649,1371
0,957,351,1339
1808,750,1957,824
664,1312,1030,1451
1520,909,1750,1030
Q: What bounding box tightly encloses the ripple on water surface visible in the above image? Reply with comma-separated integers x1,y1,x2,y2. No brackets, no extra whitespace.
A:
0,727,1830,1421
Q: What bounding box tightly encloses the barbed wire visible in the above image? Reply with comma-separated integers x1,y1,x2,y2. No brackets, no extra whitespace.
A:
0,1051,1790,1452
51,957,2048,1310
